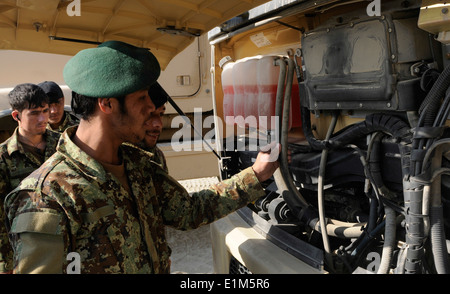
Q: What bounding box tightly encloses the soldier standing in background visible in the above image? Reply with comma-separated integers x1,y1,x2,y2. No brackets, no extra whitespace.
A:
38,81,79,133
4,40,279,274
0,83,60,273
133,102,168,172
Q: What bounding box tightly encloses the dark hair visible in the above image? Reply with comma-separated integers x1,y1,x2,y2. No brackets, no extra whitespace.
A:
8,83,49,112
38,81,64,104
71,91,127,120
71,91,96,120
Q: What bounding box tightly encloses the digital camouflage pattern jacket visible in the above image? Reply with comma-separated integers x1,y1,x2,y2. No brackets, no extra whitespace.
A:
4,127,265,274
146,146,168,173
123,142,168,173
0,127,60,272
46,111,80,133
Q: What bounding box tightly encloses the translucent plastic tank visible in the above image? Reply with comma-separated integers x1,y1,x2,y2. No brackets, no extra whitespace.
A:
221,55,302,130
243,57,259,129
257,55,282,130
219,56,235,125
232,58,246,125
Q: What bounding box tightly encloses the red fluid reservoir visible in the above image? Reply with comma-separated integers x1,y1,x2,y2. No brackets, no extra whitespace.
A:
221,55,302,130
232,58,246,125
257,56,302,130
243,57,259,129
257,55,282,131
219,56,235,125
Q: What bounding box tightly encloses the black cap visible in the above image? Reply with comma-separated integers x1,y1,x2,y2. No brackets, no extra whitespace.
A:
38,81,64,103
148,82,168,109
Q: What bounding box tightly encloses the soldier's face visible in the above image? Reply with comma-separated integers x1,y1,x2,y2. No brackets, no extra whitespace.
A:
48,97,65,126
143,105,165,148
117,89,156,143
14,105,49,136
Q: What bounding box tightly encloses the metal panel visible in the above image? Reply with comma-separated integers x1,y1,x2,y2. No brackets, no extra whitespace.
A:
300,15,432,111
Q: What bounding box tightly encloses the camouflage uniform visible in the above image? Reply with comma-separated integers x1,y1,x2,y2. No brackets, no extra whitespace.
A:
47,111,80,133
132,144,168,173
5,127,265,273
148,146,168,173
0,127,60,272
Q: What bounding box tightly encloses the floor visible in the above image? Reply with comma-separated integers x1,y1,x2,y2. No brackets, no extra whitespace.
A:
166,176,219,274
166,225,214,274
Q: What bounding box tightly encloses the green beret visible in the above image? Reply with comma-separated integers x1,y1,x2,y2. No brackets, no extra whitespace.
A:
63,40,160,98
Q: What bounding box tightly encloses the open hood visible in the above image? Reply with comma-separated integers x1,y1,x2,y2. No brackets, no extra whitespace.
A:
0,0,270,69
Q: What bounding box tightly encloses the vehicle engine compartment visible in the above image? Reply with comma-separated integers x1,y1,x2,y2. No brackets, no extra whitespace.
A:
214,0,450,274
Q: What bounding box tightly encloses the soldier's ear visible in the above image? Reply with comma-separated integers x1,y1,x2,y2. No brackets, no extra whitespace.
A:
11,110,20,122
98,98,113,114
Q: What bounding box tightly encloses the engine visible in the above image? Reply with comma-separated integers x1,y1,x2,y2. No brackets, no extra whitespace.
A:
219,0,450,274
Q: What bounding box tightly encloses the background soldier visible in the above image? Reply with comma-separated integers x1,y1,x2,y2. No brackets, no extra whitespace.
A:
133,103,168,172
0,83,60,273
38,81,79,133
4,40,279,274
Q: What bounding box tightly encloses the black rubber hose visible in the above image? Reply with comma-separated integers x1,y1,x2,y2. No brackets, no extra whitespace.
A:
328,113,411,148
419,64,450,127
301,106,328,150
430,205,450,274
302,110,412,151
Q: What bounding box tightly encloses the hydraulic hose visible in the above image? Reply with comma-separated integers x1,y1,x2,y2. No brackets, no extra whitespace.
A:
327,114,411,149
377,205,396,274
365,132,399,274
274,58,287,135
302,109,412,151
418,64,450,127
273,58,310,219
430,205,450,273
427,143,450,274
318,112,338,265
276,57,364,239
405,68,450,273
301,106,328,150
276,58,309,212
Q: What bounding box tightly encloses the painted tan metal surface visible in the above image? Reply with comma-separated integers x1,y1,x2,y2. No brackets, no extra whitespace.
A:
418,0,450,35
0,0,270,70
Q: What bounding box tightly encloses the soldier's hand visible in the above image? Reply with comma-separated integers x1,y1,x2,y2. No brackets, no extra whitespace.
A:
252,143,281,183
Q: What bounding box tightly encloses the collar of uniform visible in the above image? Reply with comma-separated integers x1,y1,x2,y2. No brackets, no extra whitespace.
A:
8,126,59,151
57,112,71,132
57,126,110,184
6,127,25,156
47,112,68,132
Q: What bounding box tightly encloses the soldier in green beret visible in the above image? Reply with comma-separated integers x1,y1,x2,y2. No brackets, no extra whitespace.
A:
0,83,60,273
38,81,79,133
4,41,279,274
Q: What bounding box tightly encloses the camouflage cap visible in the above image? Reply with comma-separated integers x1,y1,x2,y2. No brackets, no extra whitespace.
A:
63,40,160,98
